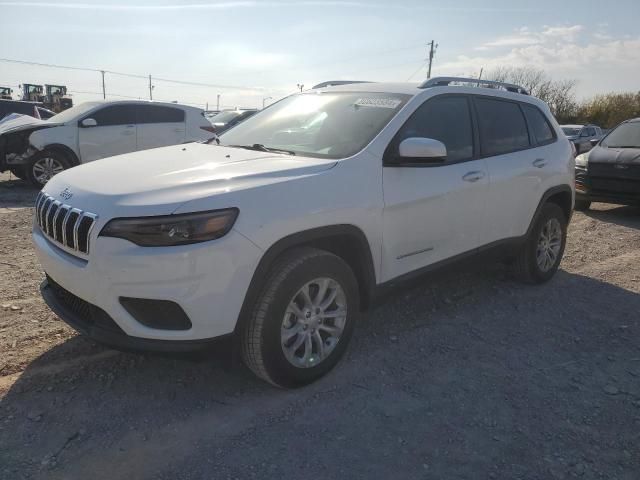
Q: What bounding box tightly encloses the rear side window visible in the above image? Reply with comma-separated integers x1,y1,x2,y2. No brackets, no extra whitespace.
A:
137,105,185,124
90,105,136,126
522,104,555,145
390,95,474,162
475,98,530,156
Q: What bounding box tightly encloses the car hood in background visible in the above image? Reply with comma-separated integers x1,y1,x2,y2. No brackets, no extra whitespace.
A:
42,143,337,217
588,145,640,164
0,114,61,135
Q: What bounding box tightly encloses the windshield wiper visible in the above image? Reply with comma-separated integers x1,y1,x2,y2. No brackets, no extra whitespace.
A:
228,144,296,155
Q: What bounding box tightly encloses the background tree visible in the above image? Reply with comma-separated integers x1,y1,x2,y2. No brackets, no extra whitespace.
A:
486,66,578,123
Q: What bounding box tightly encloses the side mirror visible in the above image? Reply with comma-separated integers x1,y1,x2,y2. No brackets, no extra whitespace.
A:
80,118,97,128
397,137,447,162
590,138,599,147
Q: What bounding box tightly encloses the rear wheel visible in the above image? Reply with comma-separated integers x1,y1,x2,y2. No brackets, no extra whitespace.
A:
25,150,71,189
574,199,591,211
241,247,360,388
513,203,567,284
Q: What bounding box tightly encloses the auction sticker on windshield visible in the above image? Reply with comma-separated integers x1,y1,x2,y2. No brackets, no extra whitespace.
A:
354,97,402,109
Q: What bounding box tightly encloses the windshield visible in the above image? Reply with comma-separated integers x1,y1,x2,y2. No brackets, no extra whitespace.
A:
211,111,244,124
601,122,640,148
561,127,581,136
220,92,411,159
48,102,101,123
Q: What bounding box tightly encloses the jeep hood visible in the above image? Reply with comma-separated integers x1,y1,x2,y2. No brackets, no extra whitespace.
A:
588,145,640,164
43,143,337,215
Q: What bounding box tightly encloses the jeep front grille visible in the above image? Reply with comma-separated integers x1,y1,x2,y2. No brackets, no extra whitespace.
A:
35,192,97,255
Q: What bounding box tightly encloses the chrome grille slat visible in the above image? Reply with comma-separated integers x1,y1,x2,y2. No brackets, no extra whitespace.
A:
33,193,97,256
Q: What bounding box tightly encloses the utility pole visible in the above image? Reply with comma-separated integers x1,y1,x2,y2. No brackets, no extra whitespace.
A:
148,75,153,101
477,67,483,86
426,40,438,79
262,96,272,109
216,94,220,111
100,70,106,99
297,83,304,92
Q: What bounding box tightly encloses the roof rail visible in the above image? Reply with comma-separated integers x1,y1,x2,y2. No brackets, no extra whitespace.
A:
419,76,529,95
312,80,372,89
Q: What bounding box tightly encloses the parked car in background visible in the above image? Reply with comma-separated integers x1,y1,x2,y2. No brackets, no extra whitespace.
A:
0,100,216,187
0,99,56,121
574,117,640,210
209,108,258,133
32,77,573,387
561,124,602,154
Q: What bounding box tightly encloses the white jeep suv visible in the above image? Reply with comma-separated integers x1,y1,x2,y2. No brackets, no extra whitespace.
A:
32,78,574,387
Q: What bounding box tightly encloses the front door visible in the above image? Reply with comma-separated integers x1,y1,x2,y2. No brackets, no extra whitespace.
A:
78,104,137,163
381,95,489,281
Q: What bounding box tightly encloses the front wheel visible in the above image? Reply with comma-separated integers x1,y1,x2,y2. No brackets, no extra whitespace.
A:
241,247,360,388
26,151,71,189
513,203,567,284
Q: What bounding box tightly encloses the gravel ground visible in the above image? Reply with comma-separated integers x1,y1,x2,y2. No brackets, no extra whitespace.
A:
1,171,639,480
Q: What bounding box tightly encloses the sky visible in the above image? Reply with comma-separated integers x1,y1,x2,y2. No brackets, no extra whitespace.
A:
1,0,639,109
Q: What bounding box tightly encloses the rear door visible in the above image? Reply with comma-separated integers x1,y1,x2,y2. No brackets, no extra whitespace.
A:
477,97,555,241
78,104,137,162
136,104,186,150
381,94,489,280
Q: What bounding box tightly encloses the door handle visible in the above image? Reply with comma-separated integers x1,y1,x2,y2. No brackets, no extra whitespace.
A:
533,158,547,168
462,171,485,183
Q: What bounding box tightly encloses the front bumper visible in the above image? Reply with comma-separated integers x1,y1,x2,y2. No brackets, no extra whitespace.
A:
41,277,222,352
575,166,640,206
33,224,262,343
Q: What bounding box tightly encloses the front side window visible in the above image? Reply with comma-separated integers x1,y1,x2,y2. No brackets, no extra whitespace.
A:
522,104,555,145
90,105,136,126
137,105,184,124
475,98,530,156
220,92,411,159
387,95,474,162
601,122,640,148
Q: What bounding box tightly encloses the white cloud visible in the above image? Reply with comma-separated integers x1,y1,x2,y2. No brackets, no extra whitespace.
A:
438,25,640,97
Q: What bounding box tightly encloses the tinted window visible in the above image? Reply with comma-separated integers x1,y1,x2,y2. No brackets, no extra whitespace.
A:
390,96,474,162
90,105,136,126
522,104,555,145
475,98,530,156
137,104,184,124
585,127,596,136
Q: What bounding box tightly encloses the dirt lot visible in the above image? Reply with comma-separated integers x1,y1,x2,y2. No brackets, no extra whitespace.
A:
1,170,639,480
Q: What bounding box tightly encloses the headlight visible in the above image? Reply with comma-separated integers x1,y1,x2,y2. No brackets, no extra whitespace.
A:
99,208,239,246
575,153,588,168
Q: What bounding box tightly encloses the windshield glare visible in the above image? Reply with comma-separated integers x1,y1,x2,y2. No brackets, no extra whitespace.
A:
562,127,580,136
219,92,411,159
601,122,640,148
48,102,101,123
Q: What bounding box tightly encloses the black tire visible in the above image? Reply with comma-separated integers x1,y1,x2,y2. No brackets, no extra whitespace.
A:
513,203,567,284
241,247,360,388
9,166,26,180
25,150,72,189
574,199,591,211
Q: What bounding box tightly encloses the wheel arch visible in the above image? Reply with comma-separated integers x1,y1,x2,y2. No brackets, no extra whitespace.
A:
527,184,573,236
40,143,80,166
235,225,377,334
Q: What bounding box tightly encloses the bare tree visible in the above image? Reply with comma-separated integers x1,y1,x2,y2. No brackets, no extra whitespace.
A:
486,67,578,122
